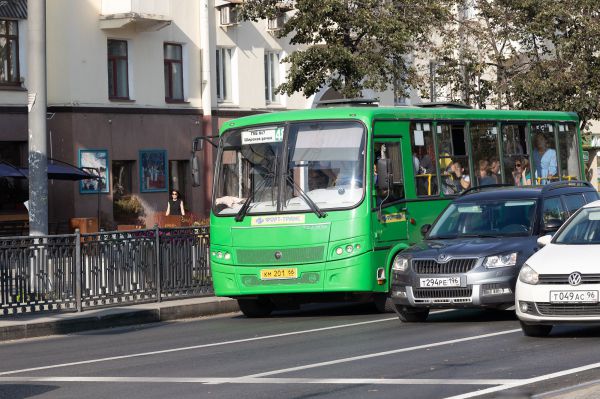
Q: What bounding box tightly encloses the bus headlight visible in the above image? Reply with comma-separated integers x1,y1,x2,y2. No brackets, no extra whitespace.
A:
392,256,409,272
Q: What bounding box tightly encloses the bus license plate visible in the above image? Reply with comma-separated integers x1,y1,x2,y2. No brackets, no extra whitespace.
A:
420,277,460,288
260,268,298,280
550,290,598,303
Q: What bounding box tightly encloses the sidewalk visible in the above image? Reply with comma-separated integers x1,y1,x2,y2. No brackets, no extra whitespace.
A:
0,297,239,342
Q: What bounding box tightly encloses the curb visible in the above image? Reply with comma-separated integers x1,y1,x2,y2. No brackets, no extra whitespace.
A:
0,298,240,342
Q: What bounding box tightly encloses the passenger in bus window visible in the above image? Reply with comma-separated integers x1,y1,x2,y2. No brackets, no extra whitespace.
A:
489,157,501,183
512,158,531,186
443,161,470,194
533,134,557,184
477,160,496,186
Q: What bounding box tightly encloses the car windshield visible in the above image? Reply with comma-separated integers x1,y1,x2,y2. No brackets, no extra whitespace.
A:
428,199,537,239
213,121,365,216
554,208,600,245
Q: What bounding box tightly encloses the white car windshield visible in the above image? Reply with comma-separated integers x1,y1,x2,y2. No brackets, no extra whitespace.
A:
554,208,600,245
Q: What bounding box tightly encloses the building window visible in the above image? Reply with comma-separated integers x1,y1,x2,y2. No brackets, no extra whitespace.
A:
264,51,281,104
164,43,184,101
0,19,20,85
216,47,233,102
107,39,129,99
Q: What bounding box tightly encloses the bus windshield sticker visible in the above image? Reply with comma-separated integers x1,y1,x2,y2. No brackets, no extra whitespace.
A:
251,214,306,226
241,127,284,145
457,205,482,213
414,130,424,146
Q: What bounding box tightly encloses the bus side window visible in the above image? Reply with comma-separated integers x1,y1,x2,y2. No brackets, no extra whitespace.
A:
502,123,530,186
471,122,500,187
374,142,404,203
531,123,558,185
558,123,580,181
437,123,470,195
410,122,439,196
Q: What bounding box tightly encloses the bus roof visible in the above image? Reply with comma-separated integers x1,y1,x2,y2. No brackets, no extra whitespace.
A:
219,107,579,134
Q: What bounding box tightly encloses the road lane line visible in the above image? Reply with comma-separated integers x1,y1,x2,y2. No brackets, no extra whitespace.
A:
243,328,521,378
444,360,600,399
0,376,522,385
0,317,397,376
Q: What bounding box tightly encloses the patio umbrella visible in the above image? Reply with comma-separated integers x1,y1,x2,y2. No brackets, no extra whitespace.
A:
0,162,26,178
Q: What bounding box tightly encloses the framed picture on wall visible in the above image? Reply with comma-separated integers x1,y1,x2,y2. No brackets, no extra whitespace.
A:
140,150,168,192
79,149,109,194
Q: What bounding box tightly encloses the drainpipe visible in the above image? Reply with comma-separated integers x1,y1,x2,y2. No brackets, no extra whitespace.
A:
200,0,215,217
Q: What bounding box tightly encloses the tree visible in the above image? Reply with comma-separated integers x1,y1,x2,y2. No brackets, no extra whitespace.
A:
240,0,452,99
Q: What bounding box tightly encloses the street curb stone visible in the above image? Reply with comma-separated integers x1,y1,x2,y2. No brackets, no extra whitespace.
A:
0,298,239,342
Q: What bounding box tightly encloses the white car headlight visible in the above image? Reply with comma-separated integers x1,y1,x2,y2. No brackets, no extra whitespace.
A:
483,252,517,268
392,256,409,272
519,264,539,285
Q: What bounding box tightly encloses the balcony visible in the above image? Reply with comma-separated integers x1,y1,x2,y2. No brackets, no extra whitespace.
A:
100,0,171,32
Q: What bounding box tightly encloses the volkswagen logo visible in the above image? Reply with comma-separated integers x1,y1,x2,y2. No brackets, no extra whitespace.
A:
568,272,582,286
274,251,282,260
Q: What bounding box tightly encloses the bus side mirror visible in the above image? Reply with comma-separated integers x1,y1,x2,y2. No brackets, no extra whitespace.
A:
377,159,392,191
420,224,431,237
191,154,201,187
193,137,204,152
543,218,563,233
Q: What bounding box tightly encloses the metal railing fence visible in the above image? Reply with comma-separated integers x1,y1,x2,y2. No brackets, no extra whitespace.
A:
0,226,211,315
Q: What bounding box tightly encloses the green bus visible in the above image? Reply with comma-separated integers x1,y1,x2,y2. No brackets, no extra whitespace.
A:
193,104,584,317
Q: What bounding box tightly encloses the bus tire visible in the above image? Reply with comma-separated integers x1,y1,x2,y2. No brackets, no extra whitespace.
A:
394,305,429,322
372,293,395,313
237,298,274,318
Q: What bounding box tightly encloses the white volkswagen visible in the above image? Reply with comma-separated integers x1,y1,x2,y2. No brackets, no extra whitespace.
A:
516,200,600,336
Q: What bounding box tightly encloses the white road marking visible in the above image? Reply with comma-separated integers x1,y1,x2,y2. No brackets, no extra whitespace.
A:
0,317,397,376
243,328,521,378
0,376,521,385
444,360,600,399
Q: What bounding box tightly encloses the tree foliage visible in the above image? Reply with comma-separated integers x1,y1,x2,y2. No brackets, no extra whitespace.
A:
240,0,452,98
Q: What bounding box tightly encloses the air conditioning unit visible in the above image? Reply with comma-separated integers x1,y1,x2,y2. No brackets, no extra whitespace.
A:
267,14,285,31
220,5,238,26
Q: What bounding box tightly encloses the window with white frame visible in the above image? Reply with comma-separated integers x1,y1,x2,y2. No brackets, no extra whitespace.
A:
216,47,233,102
264,51,281,104
0,19,20,85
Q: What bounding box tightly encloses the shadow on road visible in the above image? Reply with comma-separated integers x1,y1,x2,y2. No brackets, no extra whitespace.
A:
0,384,59,399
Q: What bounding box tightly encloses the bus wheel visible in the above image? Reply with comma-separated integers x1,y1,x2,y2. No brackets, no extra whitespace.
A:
372,293,395,313
237,298,274,318
394,305,429,322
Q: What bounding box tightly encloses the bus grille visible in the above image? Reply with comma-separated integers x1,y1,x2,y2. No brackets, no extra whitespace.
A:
237,246,325,265
413,287,472,299
536,302,600,316
413,258,478,274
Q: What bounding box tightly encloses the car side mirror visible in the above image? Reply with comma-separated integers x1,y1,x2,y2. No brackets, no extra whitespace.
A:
420,224,431,237
543,218,563,233
537,234,553,247
376,159,392,191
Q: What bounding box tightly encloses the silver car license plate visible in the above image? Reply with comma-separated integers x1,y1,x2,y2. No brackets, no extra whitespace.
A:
419,277,460,288
549,290,599,303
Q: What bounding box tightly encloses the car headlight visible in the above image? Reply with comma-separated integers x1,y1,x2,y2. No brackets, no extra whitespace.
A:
392,255,409,272
483,252,517,268
519,264,539,285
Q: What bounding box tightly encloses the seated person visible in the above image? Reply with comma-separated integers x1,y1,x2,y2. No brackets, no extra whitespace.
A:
476,160,496,186
443,161,470,194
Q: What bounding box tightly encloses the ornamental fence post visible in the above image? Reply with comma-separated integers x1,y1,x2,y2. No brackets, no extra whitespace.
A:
75,229,82,312
155,224,161,303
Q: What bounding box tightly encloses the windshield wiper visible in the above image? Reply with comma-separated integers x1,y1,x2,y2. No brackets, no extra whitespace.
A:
458,234,501,238
235,173,274,222
285,174,327,218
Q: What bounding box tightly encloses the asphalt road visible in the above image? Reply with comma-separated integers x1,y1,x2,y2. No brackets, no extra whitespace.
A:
1,304,600,399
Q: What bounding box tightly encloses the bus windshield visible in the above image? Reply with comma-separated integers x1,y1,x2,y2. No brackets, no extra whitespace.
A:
213,121,366,216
